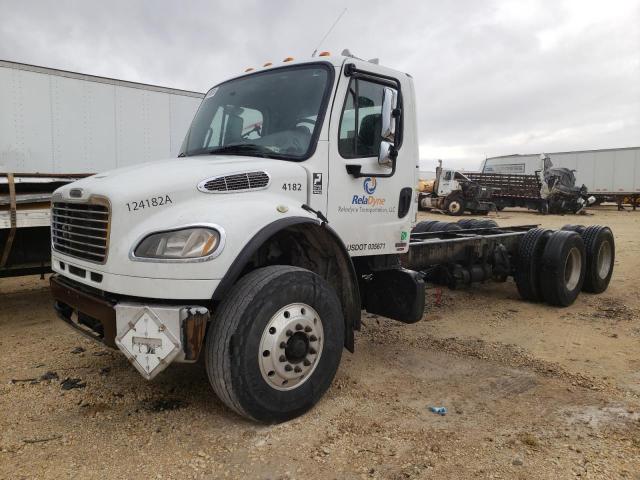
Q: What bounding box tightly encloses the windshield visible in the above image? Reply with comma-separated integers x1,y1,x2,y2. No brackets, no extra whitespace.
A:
181,64,332,160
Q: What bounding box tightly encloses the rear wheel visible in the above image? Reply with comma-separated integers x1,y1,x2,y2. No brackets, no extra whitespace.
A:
515,228,551,302
205,265,344,422
580,225,615,293
540,231,586,307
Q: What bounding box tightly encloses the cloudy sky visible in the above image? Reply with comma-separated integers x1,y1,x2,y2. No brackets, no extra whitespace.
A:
1,0,638,170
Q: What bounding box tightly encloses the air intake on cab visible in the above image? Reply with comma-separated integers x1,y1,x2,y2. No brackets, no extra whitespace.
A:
197,171,270,193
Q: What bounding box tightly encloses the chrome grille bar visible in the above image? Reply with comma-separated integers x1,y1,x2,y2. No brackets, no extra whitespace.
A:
52,200,110,263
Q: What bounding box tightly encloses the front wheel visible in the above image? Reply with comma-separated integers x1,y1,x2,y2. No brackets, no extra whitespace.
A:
205,265,344,423
445,194,465,216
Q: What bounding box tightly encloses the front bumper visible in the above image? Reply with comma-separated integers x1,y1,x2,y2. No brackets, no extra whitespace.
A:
51,254,221,300
50,275,210,379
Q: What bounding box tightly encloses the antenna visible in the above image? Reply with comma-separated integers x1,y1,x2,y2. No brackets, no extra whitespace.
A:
311,8,347,57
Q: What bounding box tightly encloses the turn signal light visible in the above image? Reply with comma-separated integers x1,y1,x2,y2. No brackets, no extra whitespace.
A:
283,56,294,62
263,62,273,67
319,51,331,57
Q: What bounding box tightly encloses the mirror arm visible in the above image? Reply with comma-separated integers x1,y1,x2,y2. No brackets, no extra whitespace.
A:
345,148,398,178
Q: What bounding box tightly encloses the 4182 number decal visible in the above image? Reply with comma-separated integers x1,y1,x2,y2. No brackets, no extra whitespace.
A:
282,182,302,191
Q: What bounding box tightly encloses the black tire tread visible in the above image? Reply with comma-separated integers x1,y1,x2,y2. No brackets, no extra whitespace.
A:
581,225,614,293
515,228,550,302
413,220,438,233
206,265,312,419
540,230,586,307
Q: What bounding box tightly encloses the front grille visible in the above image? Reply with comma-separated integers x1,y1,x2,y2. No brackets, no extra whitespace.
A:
199,171,270,193
52,201,110,263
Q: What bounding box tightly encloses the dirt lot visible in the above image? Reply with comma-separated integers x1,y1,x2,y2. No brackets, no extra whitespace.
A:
1,207,639,479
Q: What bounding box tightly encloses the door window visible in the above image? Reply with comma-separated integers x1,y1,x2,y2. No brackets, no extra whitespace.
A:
338,79,385,158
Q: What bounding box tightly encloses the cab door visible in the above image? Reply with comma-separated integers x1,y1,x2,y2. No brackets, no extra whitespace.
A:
326,61,416,256
437,170,454,196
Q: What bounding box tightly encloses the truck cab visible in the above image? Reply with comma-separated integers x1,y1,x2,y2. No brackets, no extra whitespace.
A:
49,54,424,422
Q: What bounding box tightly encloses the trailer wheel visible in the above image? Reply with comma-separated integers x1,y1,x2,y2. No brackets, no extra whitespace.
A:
561,224,586,235
540,231,586,307
205,265,344,423
445,194,465,216
515,228,552,302
412,220,438,233
580,225,615,293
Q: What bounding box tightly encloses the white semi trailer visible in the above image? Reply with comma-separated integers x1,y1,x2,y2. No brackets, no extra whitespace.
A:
48,53,616,422
480,147,640,208
0,60,203,276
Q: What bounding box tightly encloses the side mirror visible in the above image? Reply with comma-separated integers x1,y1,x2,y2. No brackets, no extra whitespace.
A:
378,140,398,167
381,87,398,142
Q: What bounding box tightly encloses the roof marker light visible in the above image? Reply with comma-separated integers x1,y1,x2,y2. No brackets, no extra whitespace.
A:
283,57,294,62
245,67,254,72
263,62,273,67
319,51,331,57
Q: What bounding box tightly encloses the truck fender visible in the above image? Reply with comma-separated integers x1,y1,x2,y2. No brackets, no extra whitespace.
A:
212,216,361,352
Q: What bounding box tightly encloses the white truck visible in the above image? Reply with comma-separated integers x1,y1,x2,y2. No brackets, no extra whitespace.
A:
419,158,593,216
49,54,616,422
0,60,203,277
481,147,640,209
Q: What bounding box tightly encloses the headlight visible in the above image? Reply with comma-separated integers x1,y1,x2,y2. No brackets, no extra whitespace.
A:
134,227,221,260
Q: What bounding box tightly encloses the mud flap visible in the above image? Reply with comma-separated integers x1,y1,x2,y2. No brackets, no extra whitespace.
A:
362,268,425,323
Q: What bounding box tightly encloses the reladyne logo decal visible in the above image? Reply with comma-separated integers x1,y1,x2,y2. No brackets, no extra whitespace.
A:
363,177,377,195
339,177,394,214
351,177,386,207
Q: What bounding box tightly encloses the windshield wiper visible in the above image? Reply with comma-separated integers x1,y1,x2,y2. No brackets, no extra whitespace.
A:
208,144,273,157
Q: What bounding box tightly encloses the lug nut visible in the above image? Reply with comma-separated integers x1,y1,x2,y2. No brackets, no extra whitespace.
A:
294,366,302,373
303,359,311,366
309,335,317,342
309,347,317,355
304,326,312,332
284,364,293,372
295,323,303,331
279,355,286,362
279,341,286,348
286,329,293,337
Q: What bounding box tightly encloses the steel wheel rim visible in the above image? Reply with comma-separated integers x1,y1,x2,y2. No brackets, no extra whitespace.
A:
564,247,582,291
258,303,323,391
449,201,462,214
596,240,612,279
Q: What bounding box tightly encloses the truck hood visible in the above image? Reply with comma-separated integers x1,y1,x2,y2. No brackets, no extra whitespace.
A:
52,155,313,281
54,156,305,203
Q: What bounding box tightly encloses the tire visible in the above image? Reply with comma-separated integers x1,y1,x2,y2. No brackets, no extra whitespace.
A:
426,221,449,232
515,228,552,302
477,219,498,229
443,222,463,231
205,265,344,423
561,224,586,235
444,194,465,216
580,225,615,293
540,231,586,307
413,220,438,233
456,219,475,229
428,221,462,232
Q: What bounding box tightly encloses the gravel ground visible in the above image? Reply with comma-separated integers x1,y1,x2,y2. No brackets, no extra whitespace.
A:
1,207,639,479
